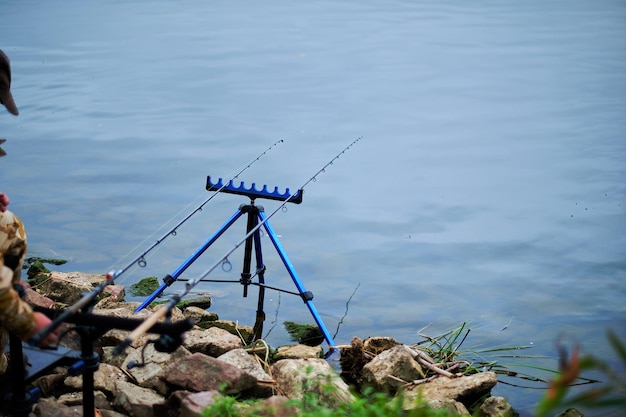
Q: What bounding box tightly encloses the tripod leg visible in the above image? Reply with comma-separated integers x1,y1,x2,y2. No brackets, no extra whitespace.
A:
239,206,258,298
252,227,266,341
258,212,337,349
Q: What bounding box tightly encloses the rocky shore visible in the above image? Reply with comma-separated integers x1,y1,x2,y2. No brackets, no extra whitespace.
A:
6,270,520,417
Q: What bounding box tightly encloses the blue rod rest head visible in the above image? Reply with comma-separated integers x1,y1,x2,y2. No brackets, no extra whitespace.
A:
206,176,303,204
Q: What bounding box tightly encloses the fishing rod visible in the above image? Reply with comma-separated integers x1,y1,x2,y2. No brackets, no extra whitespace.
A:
114,137,362,354
109,139,284,276
29,140,283,346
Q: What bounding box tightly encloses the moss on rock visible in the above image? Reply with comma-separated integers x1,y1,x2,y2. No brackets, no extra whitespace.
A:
129,276,160,296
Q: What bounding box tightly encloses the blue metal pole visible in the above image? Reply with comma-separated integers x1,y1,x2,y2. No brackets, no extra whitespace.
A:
258,211,337,348
134,209,245,313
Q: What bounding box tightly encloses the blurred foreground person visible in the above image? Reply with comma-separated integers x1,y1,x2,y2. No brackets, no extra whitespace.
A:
0,48,57,376
0,49,19,116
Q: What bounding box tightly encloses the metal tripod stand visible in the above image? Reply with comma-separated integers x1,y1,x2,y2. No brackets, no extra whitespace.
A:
136,176,337,349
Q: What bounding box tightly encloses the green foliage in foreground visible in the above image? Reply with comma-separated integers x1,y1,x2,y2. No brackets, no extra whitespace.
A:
535,329,626,417
203,389,461,417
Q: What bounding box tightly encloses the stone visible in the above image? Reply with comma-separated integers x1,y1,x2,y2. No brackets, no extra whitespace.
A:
205,319,254,342
218,348,273,382
8,265,515,417
361,344,425,392
34,397,82,417
64,362,128,397
404,371,498,410
57,390,110,410
243,395,299,417
271,358,354,407
218,348,275,396
479,396,518,417
160,352,256,394
179,390,223,417
556,408,585,417
112,380,165,417
183,306,218,328
424,398,470,415
95,304,185,349
177,296,212,310
32,372,66,397
39,271,97,304
23,285,56,309
183,327,244,356
94,284,126,308
122,343,191,395
274,344,324,360
101,346,127,369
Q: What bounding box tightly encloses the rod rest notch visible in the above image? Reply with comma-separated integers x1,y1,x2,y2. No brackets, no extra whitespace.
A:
207,176,304,204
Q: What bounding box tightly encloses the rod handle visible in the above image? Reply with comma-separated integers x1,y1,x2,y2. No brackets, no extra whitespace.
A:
114,304,169,355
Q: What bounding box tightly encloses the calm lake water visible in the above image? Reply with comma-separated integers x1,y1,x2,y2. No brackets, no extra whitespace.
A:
2,1,625,415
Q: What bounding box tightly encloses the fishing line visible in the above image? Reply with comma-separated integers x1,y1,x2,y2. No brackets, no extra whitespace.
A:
190,136,362,290
105,139,284,281
114,136,362,352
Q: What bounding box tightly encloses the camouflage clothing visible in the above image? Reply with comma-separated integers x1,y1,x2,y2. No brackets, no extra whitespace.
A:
0,210,34,374
1,48,34,373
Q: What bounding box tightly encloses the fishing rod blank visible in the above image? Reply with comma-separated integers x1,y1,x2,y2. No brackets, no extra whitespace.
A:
109,139,283,278
29,140,283,346
114,137,362,354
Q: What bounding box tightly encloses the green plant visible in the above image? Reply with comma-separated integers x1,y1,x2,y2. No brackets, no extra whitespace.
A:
534,330,626,416
202,387,463,417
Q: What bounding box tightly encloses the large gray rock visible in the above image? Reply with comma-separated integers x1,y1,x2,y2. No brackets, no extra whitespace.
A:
271,358,354,407
41,271,100,304
218,348,274,397
183,327,244,356
362,344,425,392
404,371,498,410
217,348,271,380
112,380,165,417
160,352,256,394
121,343,191,395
